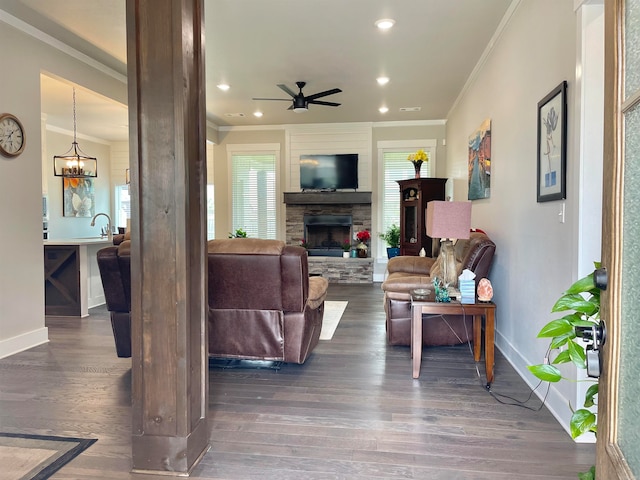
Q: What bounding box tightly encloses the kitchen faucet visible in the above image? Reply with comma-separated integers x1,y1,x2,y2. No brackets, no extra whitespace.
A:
91,213,113,241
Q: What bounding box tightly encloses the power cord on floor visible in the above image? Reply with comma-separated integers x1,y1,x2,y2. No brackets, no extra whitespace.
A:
434,307,550,412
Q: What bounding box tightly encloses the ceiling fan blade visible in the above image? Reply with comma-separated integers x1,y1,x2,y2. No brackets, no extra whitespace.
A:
252,97,292,101
308,100,341,107
305,88,342,101
277,84,297,98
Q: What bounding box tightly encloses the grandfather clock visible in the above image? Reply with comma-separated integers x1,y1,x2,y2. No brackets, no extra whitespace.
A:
397,178,447,257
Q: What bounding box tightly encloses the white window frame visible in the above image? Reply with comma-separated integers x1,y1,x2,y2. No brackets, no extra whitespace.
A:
226,143,281,239
376,139,437,259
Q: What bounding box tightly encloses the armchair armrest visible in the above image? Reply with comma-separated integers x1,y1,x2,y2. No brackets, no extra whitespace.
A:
386,255,435,275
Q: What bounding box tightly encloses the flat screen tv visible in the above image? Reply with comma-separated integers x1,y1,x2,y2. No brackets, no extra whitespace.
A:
299,154,359,191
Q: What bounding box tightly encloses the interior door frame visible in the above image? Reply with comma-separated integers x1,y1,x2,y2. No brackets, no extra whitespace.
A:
596,0,635,477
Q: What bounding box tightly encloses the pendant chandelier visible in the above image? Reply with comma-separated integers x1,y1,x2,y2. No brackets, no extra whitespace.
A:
53,87,98,178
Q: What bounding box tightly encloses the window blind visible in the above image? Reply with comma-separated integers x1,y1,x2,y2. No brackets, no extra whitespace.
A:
382,149,432,234
231,153,277,239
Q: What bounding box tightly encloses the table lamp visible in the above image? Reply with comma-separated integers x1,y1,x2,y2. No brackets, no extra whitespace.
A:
425,200,472,287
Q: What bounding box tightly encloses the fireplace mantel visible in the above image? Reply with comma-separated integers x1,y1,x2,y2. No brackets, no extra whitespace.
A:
283,191,371,205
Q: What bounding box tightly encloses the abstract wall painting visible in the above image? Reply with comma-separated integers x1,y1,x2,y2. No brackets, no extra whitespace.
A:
468,118,491,200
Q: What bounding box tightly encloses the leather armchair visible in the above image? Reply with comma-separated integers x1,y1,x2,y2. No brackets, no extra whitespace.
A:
381,231,496,346
97,238,328,364
207,238,327,363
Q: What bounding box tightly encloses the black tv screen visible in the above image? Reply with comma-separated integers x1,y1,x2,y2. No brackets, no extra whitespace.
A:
300,154,359,190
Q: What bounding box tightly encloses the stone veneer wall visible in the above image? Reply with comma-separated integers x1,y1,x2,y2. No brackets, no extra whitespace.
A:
286,204,371,246
308,257,373,284
285,199,373,283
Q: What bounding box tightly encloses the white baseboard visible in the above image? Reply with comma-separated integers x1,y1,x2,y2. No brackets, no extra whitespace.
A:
496,330,595,443
0,327,49,359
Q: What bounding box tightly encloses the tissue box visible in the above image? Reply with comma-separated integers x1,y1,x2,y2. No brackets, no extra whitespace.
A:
459,279,476,304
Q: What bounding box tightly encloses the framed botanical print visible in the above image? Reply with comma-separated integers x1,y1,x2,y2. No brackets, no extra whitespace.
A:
63,177,95,217
537,81,567,202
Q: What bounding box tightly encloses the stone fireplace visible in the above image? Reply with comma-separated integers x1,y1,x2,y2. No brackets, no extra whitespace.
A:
283,191,373,283
304,214,352,257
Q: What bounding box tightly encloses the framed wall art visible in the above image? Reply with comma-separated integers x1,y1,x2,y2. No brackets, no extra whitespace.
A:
63,177,95,217
468,118,491,200
537,81,567,202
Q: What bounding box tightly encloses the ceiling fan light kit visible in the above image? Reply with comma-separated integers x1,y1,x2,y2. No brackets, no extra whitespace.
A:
253,81,341,113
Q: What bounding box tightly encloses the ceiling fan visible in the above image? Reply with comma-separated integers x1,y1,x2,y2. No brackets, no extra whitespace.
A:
252,81,342,113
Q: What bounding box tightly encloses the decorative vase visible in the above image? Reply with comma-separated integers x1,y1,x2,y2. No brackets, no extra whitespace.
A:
356,243,368,258
413,160,423,178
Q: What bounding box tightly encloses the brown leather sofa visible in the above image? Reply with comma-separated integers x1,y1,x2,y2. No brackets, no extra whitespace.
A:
381,231,495,346
97,238,328,364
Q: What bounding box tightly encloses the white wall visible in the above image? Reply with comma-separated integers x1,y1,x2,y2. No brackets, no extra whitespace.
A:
0,17,126,358
446,0,602,438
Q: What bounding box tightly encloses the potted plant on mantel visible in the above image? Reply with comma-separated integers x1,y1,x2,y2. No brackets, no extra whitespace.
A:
379,224,400,259
341,240,352,258
528,263,601,480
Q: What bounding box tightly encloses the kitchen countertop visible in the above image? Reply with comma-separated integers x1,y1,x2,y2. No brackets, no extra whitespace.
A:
44,238,113,246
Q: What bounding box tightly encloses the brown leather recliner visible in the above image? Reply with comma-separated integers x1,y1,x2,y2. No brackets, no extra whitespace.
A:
97,238,328,364
381,231,496,346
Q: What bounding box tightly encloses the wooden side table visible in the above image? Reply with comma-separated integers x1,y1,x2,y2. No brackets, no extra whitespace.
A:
411,294,496,386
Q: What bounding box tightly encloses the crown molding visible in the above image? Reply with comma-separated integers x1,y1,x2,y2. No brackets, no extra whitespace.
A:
0,9,126,84
448,0,523,117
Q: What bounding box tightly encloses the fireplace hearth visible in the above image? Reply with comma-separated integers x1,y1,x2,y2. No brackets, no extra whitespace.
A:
304,215,352,257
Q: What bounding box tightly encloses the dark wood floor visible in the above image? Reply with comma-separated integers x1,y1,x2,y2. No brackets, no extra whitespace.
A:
0,283,594,479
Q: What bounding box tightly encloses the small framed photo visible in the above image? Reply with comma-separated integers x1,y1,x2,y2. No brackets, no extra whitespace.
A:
537,81,567,203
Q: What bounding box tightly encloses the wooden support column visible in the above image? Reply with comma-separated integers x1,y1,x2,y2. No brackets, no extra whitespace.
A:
126,0,209,474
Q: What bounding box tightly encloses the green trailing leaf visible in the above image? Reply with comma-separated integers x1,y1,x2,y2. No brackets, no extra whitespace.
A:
568,340,587,368
552,349,571,364
537,318,573,338
584,383,598,408
552,293,598,316
528,364,562,382
571,409,596,439
565,273,595,295
570,317,599,328
578,466,595,480
549,331,576,349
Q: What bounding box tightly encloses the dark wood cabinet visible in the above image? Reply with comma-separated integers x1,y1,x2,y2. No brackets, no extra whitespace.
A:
397,178,447,257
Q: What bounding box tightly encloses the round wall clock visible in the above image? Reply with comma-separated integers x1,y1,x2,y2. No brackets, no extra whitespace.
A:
0,113,26,157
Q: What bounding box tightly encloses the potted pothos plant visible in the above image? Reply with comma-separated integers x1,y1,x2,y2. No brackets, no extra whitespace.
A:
379,224,400,259
528,262,601,480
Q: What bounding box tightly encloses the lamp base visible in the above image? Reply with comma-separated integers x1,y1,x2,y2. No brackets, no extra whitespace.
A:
439,239,457,287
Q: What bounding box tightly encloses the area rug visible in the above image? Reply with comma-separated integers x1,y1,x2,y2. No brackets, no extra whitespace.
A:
320,301,348,340
0,433,96,480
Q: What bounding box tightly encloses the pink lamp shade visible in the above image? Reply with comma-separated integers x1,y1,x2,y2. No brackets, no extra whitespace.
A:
425,201,472,240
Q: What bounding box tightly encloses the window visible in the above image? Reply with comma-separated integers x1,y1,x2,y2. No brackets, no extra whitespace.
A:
114,184,131,231
207,184,215,240
379,143,436,236
382,150,430,234
229,145,279,239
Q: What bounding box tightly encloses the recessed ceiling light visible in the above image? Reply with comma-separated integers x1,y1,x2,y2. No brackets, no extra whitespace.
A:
217,83,230,91
375,18,395,30
377,76,390,86
379,106,389,114
253,111,263,118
